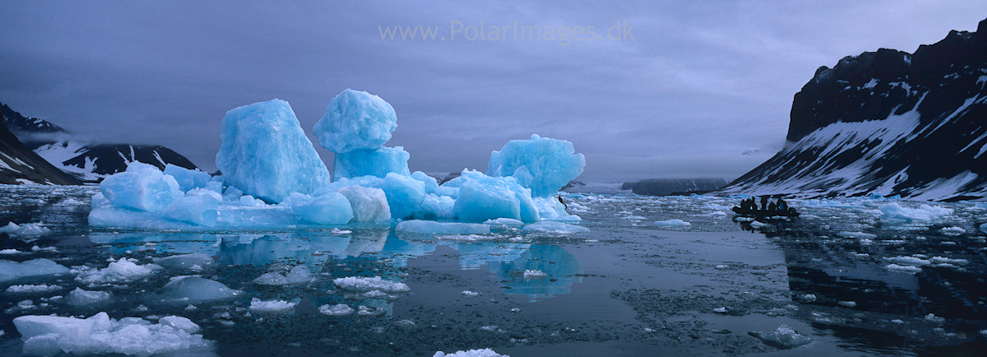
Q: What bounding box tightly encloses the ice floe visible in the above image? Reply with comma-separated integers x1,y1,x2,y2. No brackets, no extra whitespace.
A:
13,312,211,356
75,258,161,286
0,259,70,282
433,348,508,357
748,324,812,349
319,303,355,317
159,276,240,304
66,288,112,305
249,298,297,313
0,222,50,237
653,219,691,227
333,276,410,293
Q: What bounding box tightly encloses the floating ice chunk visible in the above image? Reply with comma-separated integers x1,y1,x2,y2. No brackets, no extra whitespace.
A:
523,269,547,278
67,288,111,305
941,226,965,236
433,348,509,357
333,276,410,293
980,223,987,234
884,256,930,266
254,266,311,286
333,146,410,180
286,265,312,284
838,301,857,308
75,258,161,285
13,312,211,356
153,253,215,270
357,305,385,316
249,298,296,313
654,219,691,227
0,248,22,254
435,234,497,241
930,256,968,265
880,203,953,224
283,192,354,225
484,218,525,228
461,290,481,297
5,284,61,294
336,186,392,222
253,272,289,286
885,264,922,274
621,215,648,220
315,89,397,154
925,313,945,323
838,231,877,239
100,162,182,212
453,170,538,222
161,189,222,226
0,259,70,282
319,303,355,316
521,221,590,235
0,222,50,237
488,134,585,197
396,220,490,235
216,99,331,203
417,194,456,220
748,324,812,349
159,276,240,304
749,221,769,228
163,164,211,192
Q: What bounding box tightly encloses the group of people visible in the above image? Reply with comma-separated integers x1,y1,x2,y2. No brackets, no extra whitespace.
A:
739,196,789,213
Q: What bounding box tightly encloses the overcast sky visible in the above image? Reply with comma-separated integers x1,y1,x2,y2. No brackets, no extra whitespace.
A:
1,1,985,182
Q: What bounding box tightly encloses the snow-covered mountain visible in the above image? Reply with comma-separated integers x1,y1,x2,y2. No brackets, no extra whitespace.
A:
722,18,987,201
1,102,199,182
0,113,80,185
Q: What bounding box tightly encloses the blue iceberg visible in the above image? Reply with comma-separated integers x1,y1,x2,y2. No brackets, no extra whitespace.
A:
488,134,585,197
314,89,397,154
216,99,330,203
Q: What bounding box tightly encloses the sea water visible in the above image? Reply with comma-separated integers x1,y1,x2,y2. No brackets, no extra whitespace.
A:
0,185,985,356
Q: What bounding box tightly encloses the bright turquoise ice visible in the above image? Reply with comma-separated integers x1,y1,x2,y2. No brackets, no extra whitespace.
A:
163,164,211,192
333,146,410,180
100,162,182,212
488,134,585,197
314,89,397,154
216,99,330,203
452,170,538,222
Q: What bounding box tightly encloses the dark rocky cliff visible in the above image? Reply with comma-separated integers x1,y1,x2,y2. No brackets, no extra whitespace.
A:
723,18,987,201
0,116,81,185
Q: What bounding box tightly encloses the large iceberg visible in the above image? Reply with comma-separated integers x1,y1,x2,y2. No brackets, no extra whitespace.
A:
88,91,586,231
314,89,398,154
488,134,585,197
216,99,330,203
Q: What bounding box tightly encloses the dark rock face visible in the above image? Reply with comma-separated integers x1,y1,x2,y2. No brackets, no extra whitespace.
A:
625,178,728,196
2,101,199,182
0,116,81,185
62,144,197,177
724,18,987,201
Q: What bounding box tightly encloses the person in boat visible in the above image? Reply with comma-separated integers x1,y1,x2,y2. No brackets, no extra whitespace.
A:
760,196,768,212
768,201,777,212
777,198,788,212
